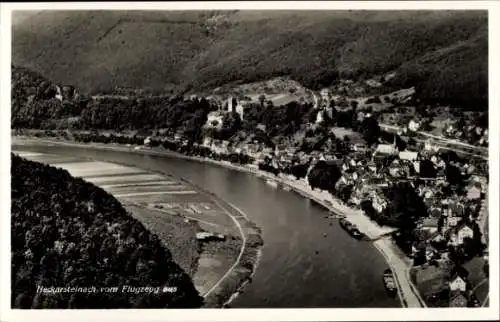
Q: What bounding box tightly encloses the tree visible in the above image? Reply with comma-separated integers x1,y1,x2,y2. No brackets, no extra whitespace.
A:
258,94,266,107
419,160,437,178
307,161,341,193
360,116,381,146
445,164,464,187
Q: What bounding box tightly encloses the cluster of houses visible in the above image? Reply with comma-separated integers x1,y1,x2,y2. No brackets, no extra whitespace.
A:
204,95,247,131
444,123,488,147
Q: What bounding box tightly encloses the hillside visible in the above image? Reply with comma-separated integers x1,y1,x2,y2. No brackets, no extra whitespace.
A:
11,154,203,308
12,10,487,107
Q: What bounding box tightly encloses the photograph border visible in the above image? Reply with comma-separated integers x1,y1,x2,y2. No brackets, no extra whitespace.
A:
1,1,499,321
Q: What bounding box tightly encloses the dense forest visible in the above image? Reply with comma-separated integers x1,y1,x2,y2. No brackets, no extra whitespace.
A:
11,154,203,308
12,11,487,107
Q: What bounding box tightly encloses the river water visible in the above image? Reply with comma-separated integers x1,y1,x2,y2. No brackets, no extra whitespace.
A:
12,143,399,308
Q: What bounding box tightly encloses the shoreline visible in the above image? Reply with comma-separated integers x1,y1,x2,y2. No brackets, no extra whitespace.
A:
13,135,423,307
12,137,264,309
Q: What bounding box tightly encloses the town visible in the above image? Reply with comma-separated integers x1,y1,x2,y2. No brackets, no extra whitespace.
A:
21,78,488,308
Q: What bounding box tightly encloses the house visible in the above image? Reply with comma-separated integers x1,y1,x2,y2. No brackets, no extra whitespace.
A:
449,291,468,307
424,140,440,152
389,166,401,177
352,143,368,152
399,151,419,162
449,201,465,217
467,185,481,201
367,161,377,173
205,111,225,130
445,216,461,229
449,266,469,292
374,143,398,156
449,223,474,246
419,217,439,234
408,119,420,132
425,244,440,261
315,110,324,124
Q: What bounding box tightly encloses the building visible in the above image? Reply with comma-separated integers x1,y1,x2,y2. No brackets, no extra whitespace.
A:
449,223,474,246
143,136,152,146
449,291,468,307
235,103,245,120
424,140,440,152
467,185,481,201
418,217,439,234
374,136,398,156
399,151,419,162
408,119,421,132
55,86,63,102
315,110,324,124
320,88,330,106
205,111,225,130
449,266,469,292
227,96,236,113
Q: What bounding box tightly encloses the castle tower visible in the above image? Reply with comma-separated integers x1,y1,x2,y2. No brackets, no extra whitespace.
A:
227,96,234,113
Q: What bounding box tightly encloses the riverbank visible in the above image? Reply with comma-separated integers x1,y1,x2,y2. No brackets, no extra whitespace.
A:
11,142,264,308
13,135,422,307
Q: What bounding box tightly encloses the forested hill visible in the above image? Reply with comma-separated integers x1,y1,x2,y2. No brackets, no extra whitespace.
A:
12,10,487,107
11,154,203,308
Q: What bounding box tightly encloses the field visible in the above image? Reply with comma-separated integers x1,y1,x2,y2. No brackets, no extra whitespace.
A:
124,203,200,276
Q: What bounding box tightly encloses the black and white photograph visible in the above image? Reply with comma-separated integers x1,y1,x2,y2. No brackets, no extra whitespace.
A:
1,1,498,321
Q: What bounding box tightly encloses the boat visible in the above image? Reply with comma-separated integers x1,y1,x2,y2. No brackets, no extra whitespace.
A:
350,227,365,240
338,218,365,240
265,179,279,188
339,218,354,230
383,269,398,296
282,185,291,191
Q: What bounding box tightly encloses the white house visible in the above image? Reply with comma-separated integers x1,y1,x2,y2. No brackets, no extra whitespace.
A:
375,143,398,156
399,151,419,162
413,161,421,174
467,186,481,201
315,110,324,124
449,275,467,292
424,140,440,152
205,111,225,130
235,103,245,120
55,86,63,102
449,224,474,246
408,119,420,132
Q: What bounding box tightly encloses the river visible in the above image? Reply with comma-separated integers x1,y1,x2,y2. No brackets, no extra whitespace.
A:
12,143,399,308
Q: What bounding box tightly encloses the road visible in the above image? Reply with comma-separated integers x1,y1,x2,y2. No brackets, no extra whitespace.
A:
374,238,426,308
380,123,488,159
478,188,488,244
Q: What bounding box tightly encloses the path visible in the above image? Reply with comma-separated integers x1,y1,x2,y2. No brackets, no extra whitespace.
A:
374,238,426,308
380,123,488,157
201,197,247,298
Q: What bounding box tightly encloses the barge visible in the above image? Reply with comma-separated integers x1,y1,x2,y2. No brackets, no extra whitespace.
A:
383,269,398,296
338,218,365,240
